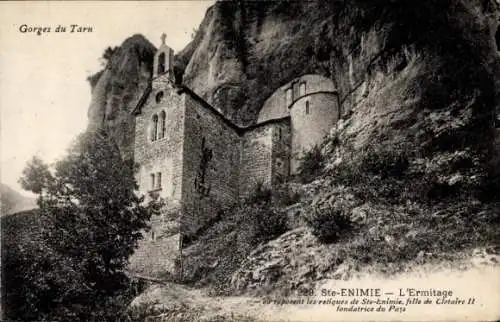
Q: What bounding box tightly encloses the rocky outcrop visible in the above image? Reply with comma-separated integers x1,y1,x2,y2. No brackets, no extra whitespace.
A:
87,35,155,159
87,0,499,167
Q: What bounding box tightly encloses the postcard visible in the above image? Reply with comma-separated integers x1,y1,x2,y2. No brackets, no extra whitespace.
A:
1,1,499,321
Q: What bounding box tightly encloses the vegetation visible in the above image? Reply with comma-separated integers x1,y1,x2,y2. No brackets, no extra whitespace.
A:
305,205,355,244
272,184,301,207
102,46,119,62
297,145,325,184
2,130,154,321
182,183,289,295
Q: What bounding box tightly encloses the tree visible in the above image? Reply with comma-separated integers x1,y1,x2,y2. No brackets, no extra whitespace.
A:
18,155,52,195
100,46,118,67
7,130,153,321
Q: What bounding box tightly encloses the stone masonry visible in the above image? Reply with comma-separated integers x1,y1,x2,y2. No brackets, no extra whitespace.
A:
128,37,340,278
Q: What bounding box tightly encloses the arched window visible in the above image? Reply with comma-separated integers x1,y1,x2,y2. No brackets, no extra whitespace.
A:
157,52,166,74
156,91,164,103
299,82,306,96
305,101,310,115
151,114,158,141
158,111,166,139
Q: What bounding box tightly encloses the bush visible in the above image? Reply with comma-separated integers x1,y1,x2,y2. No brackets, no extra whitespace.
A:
254,204,288,243
272,185,301,207
248,182,301,207
247,181,272,204
247,183,290,244
331,144,412,203
305,205,355,243
358,145,410,179
297,145,325,183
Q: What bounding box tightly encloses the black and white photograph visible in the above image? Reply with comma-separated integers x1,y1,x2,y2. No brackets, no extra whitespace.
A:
1,1,499,321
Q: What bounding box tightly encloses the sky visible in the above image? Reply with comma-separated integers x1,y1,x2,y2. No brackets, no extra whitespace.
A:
0,1,214,196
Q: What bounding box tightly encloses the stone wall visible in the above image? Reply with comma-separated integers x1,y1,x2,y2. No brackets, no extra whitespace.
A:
134,81,186,203
128,211,181,278
290,92,339,173
132,80,186,277
239,125,274,197
270,119,291,186
181,94,241,237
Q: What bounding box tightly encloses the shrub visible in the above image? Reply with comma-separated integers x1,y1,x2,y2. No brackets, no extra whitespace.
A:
254,205,289,243
247,181,272,204
246,183,289,241
358,145,410,179
305,205,355,243
297,145,325,183
272,185,301,207
331,144,414,203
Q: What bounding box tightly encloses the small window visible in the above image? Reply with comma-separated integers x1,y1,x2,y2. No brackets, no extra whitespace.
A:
496,24,500,51
158,52,166,74
156,91,164,103
305,101,310,115
150,173,156,190
278,128,282,141
158,111,166,139
157,172,162,189
299,82,306,96
285,88,293,107
276,158,284,168
151,114,158,141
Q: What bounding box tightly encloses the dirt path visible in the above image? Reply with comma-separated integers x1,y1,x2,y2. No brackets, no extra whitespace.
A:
130,265,500,322
129,282,268,321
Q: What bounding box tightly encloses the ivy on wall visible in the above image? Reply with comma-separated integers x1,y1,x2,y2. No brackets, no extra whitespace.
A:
194,138,213,197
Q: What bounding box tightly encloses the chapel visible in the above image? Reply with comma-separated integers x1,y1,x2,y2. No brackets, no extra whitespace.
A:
130,35,340,276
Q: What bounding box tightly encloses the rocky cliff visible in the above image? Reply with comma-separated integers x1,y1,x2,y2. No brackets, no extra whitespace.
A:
87,35,155,159
87,0,499,167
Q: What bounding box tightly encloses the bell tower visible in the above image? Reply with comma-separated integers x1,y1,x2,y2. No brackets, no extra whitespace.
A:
153,33,175,83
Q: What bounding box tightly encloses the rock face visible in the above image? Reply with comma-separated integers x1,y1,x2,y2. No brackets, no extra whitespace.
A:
87,0,499,165
87,35,156,159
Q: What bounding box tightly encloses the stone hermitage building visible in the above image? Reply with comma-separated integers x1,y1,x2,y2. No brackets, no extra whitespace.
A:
129,35,340,277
